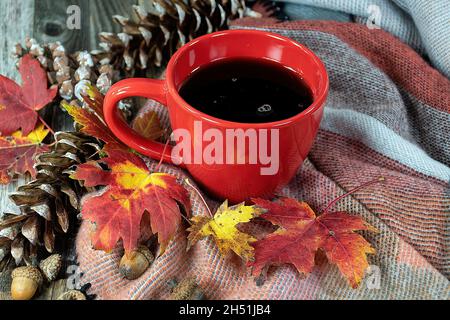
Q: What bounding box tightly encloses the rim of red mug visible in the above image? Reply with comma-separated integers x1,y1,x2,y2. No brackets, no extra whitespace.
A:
165,29,329,129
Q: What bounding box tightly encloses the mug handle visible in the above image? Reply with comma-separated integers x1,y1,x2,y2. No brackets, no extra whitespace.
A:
103,78,180,165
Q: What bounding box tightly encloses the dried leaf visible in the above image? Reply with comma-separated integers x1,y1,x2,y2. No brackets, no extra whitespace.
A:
187,200,262,261
132,107,164,140
250,197,377,288
62,101,123,151
83,83,106,116
72,149,190,254
0,124,50,184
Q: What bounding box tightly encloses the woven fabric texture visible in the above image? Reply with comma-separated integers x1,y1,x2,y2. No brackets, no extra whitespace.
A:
76,20,450,300
278,0,450,79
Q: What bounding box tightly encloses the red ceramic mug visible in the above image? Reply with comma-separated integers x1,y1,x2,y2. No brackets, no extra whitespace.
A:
103,30,328,203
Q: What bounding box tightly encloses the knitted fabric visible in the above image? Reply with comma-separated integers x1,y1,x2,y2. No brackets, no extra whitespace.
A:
278,0,450,79
75,20,450,300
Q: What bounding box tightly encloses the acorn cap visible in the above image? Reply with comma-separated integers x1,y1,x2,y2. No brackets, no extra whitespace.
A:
119,245,154,280
39,254,62,282
136,245,153,263
11,266,43,286
58,290,86,300
170,278,204,300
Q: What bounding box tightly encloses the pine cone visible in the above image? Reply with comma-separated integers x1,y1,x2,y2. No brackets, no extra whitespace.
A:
13,39,118,103
91,0,262,76
0,132,101,267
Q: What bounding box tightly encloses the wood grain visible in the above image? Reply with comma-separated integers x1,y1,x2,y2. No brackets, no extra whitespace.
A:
0,0,35,221
0,0,35,80
0,0,138,300
34,0,138,131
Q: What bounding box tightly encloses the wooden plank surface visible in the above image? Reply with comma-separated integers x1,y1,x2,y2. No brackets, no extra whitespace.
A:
0,0,36,300
0,0,36,217
0,0,138,300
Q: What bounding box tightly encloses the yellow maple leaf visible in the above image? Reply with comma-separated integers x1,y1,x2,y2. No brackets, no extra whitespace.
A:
187,200,263,261
10,123,49,143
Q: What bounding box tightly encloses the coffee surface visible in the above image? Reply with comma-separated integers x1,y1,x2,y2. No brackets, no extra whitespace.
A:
179,58,313,123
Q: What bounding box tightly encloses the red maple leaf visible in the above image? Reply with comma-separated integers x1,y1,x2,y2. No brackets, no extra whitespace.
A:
0,124,50,184
250,179,380,288
73,149,191,254
0,54,57,135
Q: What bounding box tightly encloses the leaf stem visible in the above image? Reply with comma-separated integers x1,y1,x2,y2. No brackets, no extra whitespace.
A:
155,133,170,172
180,212,192,225
320,176,385,214
0,143,39,150
184,178,214,218
0,139,56,150
38,114,55,136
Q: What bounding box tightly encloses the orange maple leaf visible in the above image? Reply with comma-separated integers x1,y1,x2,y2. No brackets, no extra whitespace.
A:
73,149,190,254
62,100,123,151
251,185,378,288
131,105,164,140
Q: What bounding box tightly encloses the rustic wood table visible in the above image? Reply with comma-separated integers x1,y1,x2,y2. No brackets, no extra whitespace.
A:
0,0,145,300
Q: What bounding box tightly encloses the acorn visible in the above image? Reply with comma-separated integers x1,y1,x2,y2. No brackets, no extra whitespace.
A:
39,254,62,282
119,245,154,280
57,290,86,300
11,266,43,300
169,278,205,300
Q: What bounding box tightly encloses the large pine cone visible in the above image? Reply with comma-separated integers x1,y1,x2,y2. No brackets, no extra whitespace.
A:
0,132,100,266
92,0,261,75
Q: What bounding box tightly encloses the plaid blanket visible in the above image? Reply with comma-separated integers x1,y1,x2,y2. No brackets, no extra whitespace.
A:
76,19,450,300
279,0,450,79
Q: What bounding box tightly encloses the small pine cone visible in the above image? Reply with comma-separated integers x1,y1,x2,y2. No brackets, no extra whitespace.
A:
13,43,23,57
169,278,205,300
96,73,112,94
74,80,92,102
56,65,72,84
53,56,69,71
76,51,94,67
50,42,66,58
24,38,43,56
14,39,121,107
36,55,48,69
74,66,91,82
60,80,74,100
58,290,86,300
39,254,62,282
